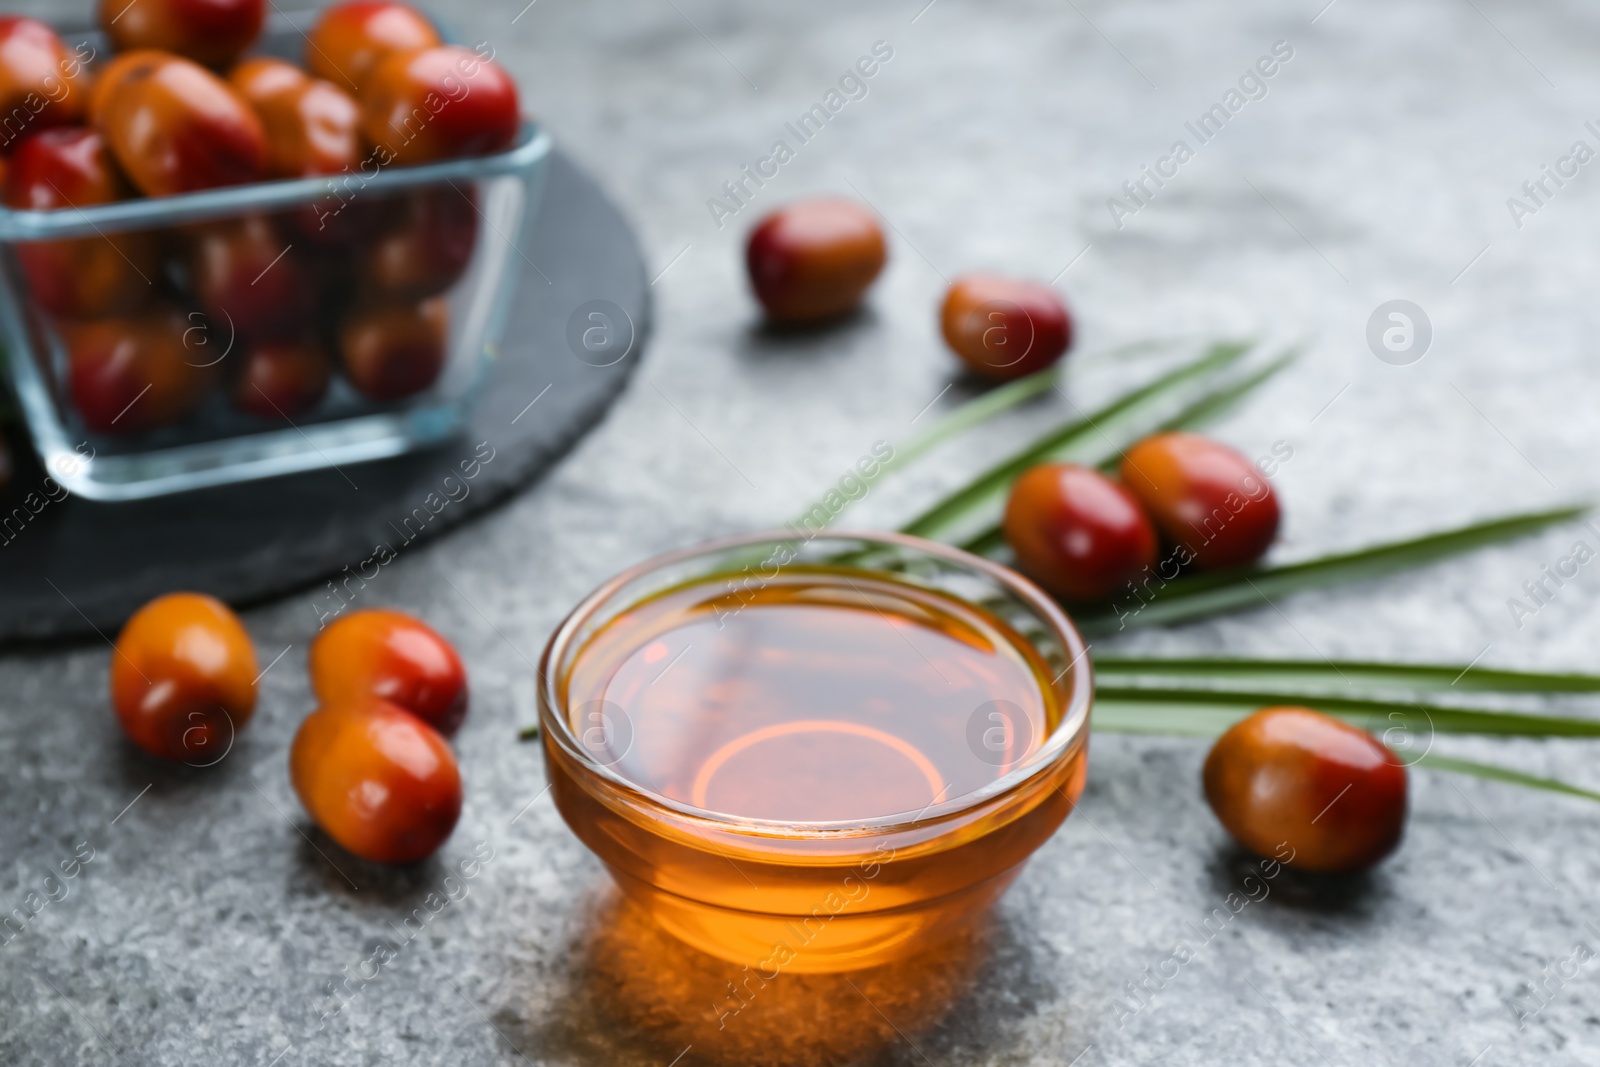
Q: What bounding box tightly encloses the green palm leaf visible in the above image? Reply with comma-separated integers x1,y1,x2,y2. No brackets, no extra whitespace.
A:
1091,656,1600,694
1093,346,1304,474
1418,754,1600,805
1071,505,1589,636
792,336,1200,529
792,364,1064,529
1091,705,1600,806
1093,686,1600,738
956,345,1302,557
899,340,1255,542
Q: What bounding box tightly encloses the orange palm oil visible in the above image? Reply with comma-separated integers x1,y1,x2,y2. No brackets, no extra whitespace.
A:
543,564,1089,972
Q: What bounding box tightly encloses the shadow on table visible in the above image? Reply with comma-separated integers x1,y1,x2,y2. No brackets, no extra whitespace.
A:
520,887,1060,1066
737,307,880,356
1206,845,1389,918
111,736,466,905
287,831,465,901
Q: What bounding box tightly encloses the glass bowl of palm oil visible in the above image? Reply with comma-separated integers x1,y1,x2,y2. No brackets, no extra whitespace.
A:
537,530,1092,973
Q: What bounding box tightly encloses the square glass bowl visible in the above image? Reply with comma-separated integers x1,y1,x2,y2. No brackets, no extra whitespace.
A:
0,17,551,500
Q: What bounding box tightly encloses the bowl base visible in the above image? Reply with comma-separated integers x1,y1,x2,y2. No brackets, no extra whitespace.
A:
609,863,1026,974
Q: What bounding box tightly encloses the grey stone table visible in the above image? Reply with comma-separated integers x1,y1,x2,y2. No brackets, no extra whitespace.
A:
5,1,1600,1064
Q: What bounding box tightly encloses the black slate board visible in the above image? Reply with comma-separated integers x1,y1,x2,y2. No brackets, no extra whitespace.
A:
0,150,648,642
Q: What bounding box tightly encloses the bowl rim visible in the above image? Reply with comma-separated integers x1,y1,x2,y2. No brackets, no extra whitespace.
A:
537,528,1094,838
